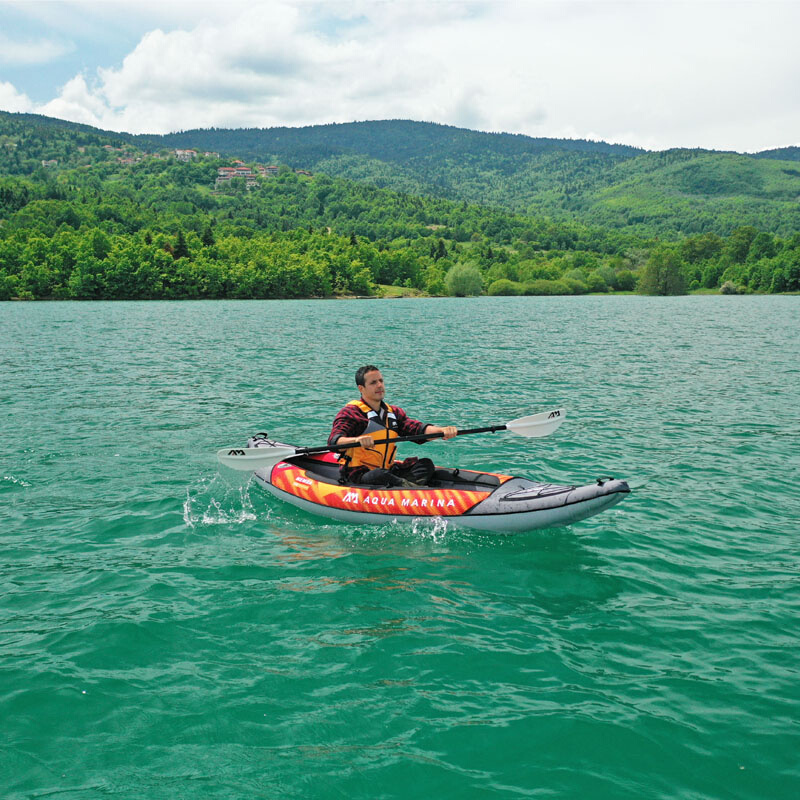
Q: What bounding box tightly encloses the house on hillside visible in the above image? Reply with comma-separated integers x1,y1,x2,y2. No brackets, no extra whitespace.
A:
175,149,198,161
41,159,58,168
216,166,254,178
215,165,258,189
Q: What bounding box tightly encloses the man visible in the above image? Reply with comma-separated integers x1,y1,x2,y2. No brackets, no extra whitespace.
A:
328,365,457,486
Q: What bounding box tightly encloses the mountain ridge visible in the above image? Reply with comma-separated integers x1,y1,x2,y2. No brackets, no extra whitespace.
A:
2,111,800,236
7,110,796,159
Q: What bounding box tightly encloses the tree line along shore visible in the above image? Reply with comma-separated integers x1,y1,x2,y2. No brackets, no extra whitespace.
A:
1,120,799,300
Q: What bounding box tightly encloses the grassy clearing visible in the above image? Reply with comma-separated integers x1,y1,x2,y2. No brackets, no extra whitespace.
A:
377,284,427,298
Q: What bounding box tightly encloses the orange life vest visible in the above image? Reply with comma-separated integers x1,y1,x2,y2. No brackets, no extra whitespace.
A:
339,399,400,470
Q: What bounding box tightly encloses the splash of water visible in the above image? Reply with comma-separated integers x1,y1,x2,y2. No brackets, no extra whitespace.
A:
2,475,32,488
409,515,452,542
183,473,260,527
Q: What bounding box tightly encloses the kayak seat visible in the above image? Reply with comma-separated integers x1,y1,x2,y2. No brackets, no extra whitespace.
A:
288,457,503,492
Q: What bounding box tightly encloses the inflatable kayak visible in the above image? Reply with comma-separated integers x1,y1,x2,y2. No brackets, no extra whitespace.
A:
247,436,629,533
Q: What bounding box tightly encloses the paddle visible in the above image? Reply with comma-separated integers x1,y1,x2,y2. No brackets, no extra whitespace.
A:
217,408,566,472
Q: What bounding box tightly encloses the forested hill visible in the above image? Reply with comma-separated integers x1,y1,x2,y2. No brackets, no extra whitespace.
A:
139,119,643,162
753,146,800,162
4,112,800,237
2,110,799,301
135,119,800,237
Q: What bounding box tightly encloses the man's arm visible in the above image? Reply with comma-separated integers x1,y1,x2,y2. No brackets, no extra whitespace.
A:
394,407,457,441
423,424,458,440
328,405,370,447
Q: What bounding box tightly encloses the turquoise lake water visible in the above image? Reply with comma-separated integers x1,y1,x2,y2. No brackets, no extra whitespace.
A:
2,296,799,798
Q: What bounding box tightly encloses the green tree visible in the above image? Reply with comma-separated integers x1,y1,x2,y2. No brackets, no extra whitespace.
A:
524,279,571,295
769,269,787,293
424,264,446,295
487,278,521,295
585,270,608,292
680,232,723,263
445,263,482,296
701,261,725,289
638,247,687,295
0,272,19,300
201,225,215,246
615,270,637,291
173,229,190,259
747,232,776,262
724,227,758,263
597,265,617,289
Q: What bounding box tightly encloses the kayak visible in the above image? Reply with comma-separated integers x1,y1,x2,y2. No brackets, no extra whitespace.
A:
247,436,630,533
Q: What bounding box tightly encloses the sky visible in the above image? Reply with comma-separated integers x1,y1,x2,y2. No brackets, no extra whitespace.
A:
1,0,798,152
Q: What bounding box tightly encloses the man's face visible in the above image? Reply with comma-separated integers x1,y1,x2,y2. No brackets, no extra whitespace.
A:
359,370,385,406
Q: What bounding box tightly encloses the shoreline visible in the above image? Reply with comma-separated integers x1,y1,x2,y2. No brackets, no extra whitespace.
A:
3,291,798,303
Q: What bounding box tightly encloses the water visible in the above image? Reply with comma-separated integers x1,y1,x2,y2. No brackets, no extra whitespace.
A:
2,296,798,799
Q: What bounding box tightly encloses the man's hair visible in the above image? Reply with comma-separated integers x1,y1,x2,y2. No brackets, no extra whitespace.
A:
355,365,380,387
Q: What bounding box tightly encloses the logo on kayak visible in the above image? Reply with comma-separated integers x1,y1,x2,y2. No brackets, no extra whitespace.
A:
294,476,313,486
401,497,456,509
548,410,561,419
227,449,246,456
341,489,455,509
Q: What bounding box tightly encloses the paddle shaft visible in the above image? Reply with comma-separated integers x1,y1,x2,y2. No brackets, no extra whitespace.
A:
217,410,564,471
295,424,506,458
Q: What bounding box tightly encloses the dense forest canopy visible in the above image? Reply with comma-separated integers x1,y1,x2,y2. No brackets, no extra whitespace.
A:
6,113,800,236
1,111,799,300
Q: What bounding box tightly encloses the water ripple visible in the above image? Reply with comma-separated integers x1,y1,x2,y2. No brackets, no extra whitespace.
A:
1,297,799,799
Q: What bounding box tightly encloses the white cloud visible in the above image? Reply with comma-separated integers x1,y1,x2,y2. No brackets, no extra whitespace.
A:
39,74,115,128
0,33,74,65
1,1,799,151
0,81,34,113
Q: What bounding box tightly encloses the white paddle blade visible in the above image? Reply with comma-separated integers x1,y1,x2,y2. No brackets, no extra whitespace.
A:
216,446,297,471
506,408,566,438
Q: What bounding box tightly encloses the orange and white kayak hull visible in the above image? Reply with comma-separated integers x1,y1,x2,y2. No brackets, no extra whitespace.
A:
251,446,629,533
